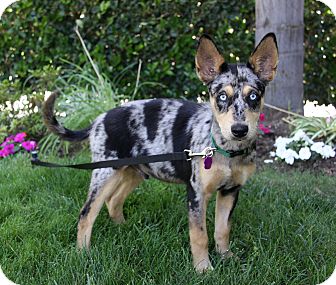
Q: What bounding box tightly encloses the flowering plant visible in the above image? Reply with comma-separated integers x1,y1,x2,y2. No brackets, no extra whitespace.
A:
258,113,271,134
0,132,37,158
268,130,335,165
285,113,336,145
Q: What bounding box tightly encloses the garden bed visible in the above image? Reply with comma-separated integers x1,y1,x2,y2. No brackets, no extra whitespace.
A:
256,109,336,176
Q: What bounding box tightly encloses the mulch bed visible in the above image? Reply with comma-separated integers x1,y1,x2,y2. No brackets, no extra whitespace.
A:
256,109,336,177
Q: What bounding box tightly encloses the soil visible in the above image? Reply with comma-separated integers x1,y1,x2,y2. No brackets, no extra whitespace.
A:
255,109,336,177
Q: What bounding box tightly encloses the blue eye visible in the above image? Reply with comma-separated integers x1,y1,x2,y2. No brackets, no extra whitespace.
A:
219,94,227,101
249,92,258,101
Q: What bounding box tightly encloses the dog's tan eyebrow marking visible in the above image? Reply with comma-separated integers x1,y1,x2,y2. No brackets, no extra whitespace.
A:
215,84,234,97
242,85,260,97
224,85,234,97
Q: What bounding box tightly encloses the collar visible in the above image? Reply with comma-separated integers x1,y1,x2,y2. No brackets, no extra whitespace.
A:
211,134,250,158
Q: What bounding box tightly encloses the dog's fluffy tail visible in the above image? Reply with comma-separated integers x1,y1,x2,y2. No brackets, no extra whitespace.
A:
43,91,91,142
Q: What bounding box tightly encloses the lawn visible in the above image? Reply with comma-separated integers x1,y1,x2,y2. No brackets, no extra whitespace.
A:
0,153,335,285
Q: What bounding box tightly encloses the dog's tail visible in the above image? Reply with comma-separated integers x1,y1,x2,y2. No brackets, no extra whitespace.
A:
43,91,91,142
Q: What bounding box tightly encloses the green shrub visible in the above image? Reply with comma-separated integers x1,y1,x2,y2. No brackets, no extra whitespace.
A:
0,0,335,141
1,0,334,104
0,0,255,102
304,1,336,104
0,66,60,142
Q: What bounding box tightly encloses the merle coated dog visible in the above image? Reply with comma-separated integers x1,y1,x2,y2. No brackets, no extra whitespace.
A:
43,33,278,272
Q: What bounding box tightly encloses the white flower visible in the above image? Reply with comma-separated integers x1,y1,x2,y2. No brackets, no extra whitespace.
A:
274,136,293,148
264,159,274,164
275,146,287,159
320,145,335,159
276,148,299,165
311,142,335,159
293,130,305,141
293,130,314,144
310,142,325,154
270,151,276,157
298,147,311,160
285,156,295,165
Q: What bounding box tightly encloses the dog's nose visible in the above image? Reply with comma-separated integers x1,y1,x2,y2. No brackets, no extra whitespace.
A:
231,123,248,138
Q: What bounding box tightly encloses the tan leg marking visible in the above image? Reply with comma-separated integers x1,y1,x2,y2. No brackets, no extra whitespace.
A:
77,168,126,249
189,188,213,273
106,168,143,224
214,191,236,257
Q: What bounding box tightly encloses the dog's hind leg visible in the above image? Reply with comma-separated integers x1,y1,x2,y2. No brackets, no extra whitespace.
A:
105,167,143,224
77,168,124,249
214,187,240,258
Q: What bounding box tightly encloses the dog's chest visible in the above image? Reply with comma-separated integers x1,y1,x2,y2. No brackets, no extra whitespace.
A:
198,155,256,193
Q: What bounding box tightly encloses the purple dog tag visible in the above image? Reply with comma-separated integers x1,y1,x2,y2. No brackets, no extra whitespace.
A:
204,156,212,169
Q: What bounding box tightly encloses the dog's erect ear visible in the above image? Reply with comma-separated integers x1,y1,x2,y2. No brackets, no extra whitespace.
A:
248,33,279,83
195,35,225,84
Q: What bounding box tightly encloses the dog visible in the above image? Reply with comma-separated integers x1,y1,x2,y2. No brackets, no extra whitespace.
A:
43,33,278,272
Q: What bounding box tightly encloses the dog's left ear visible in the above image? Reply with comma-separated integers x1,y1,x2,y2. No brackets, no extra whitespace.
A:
248,33,279,82
195,35,225,84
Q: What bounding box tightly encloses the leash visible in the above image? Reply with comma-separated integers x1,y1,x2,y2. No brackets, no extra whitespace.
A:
31,151,189,170
31,139,250,170
31,147,217,170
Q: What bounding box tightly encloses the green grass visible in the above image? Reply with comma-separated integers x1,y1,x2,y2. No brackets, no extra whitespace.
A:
0,154,335,285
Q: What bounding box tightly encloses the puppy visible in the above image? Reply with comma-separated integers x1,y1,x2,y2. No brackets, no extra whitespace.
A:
43,33,278,272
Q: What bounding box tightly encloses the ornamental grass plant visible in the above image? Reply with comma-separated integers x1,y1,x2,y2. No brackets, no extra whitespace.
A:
39,26,161,155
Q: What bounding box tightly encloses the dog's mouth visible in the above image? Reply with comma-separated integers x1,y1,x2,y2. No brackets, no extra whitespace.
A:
231,137,246,141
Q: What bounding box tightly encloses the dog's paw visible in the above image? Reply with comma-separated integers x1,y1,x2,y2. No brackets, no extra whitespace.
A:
111,214,126,224
77,241,90,251
194,259,214,273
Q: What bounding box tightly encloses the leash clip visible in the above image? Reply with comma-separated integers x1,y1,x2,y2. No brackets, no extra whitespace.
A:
184,147,216,161
31,150,39,163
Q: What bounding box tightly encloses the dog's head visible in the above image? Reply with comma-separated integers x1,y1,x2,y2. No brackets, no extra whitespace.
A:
196,33,278,142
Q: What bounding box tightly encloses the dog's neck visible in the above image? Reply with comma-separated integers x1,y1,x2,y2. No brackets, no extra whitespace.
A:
210,117,255,152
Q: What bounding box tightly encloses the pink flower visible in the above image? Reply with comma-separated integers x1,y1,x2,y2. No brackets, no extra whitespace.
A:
258,123,271,134
0,143,15,157
259,113,265,122
1,135,15,147
21,141,37,152
14,132,27,143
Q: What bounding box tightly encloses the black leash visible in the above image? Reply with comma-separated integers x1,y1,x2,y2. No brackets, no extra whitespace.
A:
31,144,250,170
31,151,188,170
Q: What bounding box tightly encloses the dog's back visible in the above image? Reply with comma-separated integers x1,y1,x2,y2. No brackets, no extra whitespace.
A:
91,99,214,183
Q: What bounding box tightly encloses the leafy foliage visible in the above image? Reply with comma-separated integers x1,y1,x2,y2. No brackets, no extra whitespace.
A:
0,65,60,141
0,0,335,140
304,1,336,104
0,0,254,101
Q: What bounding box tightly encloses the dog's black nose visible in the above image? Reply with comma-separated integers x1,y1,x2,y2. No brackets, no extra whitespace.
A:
231,124,248,138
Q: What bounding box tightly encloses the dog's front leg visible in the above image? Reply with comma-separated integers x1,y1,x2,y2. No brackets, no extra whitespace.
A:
187,183,213,272
214,186,240,258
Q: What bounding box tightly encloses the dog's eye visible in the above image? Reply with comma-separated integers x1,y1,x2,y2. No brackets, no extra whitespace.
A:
219,93,227,101
249,92,258,101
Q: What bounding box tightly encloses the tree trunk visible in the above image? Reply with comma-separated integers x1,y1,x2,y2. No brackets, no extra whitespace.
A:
256,0,304,113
